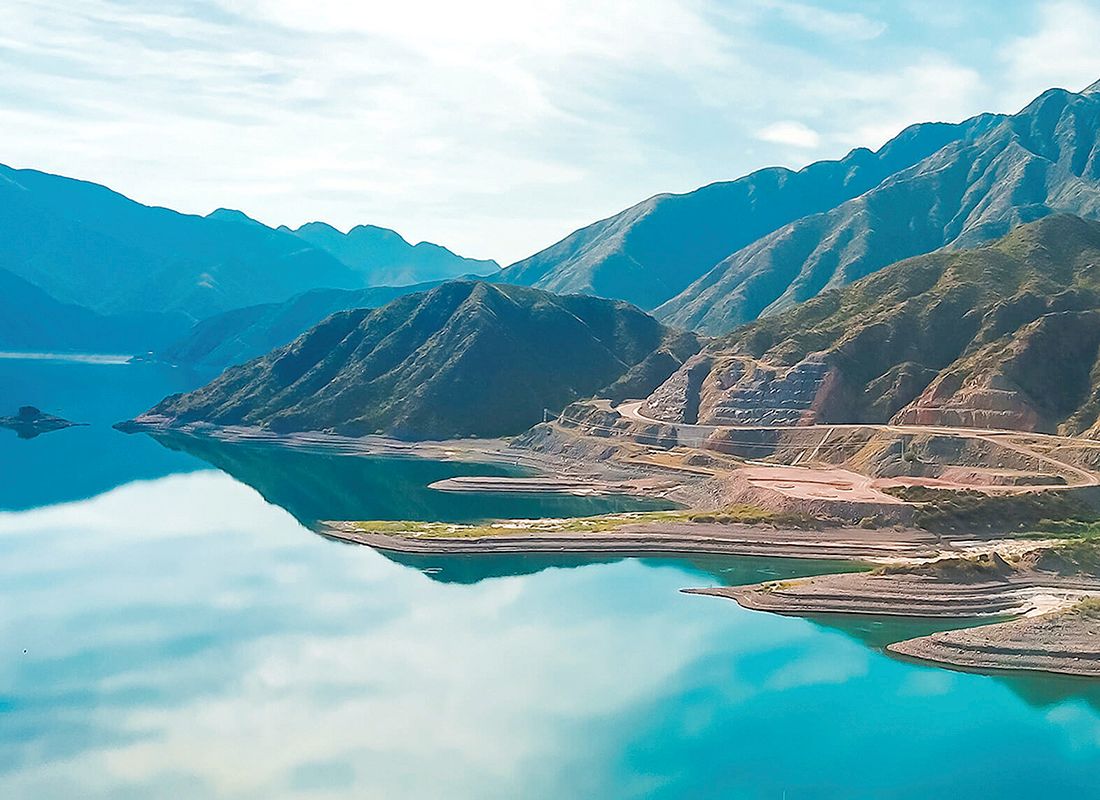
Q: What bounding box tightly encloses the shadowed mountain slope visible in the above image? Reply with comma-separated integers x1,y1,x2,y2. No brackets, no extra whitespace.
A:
642,215,1100,436
0,267,189,353
134,282,700,439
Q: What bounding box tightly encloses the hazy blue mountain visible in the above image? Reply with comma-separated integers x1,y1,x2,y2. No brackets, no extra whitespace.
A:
0,266,188,353
130,282,700,440
286,221,500,286
0,165,363,321
159,280,447,370
500,115,1002,310
657,86,1100,334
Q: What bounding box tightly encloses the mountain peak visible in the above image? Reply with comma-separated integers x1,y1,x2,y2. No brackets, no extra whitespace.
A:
207,208,264,227
1083,78,1100,95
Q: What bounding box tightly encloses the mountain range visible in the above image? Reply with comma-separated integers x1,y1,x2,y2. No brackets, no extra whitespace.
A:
131,282,699,439
503,83,1100,335
20,80,1100,444
285,221,499,287
0,165,495,352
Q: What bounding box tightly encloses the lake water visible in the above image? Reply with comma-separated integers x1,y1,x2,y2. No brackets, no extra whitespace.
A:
2,358,1099,799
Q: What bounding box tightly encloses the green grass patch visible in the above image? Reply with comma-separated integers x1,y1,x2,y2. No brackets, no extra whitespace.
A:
345,504,821,539
883,486,1100,534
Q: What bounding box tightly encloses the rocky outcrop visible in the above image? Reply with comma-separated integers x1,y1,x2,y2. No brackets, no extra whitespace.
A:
0,406,82,439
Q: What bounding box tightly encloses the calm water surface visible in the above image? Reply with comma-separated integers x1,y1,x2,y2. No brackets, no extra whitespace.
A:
2,358,1099,799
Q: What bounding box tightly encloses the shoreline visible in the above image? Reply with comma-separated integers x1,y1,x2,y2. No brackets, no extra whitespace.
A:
321,518,1026,562
118,419,725,508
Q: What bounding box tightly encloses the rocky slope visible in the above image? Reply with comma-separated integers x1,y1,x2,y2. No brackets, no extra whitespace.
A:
658,85,1100,334
287,222,499,286
130,282,700,440
641,215,1100,435
501,117,997,309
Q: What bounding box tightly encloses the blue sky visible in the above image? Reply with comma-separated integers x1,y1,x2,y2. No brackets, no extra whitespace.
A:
4,1,1100,264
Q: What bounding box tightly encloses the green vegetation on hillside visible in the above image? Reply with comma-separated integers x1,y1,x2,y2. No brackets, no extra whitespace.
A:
884,485,1100,535
646,215,1100,435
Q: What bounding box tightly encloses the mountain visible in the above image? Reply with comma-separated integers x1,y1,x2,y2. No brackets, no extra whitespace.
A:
658,86,1100,334
158,280,447,370
129,282,700,440
641,215,1100,436
0,266,188,353
500,116,1001,310
0,165,363,320
286,221,500,286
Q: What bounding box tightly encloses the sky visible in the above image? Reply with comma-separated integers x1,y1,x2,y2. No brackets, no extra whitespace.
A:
4,1,1100,265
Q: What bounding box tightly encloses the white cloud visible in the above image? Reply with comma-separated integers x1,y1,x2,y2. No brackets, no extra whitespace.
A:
1001,0,1100,108
765,0,887,41
0,1,1068,266
756,120,821,148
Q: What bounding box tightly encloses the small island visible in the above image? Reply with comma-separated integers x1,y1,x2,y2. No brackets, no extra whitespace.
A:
0,406,83,439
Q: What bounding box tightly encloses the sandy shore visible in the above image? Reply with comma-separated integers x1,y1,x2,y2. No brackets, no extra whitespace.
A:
687,553,1100,676
689,568,1096,618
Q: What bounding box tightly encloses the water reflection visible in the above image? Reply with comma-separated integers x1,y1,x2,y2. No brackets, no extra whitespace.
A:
381,550,856,587
3,473,1100,799
808,614,1100,715
148,431,673,525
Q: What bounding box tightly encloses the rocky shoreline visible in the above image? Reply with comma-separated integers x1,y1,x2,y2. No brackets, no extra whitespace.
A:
888,601,1100,677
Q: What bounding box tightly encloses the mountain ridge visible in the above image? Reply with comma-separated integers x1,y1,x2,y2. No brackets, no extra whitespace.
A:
655,87,1100,333
285,220,499,287
499,115,1003,310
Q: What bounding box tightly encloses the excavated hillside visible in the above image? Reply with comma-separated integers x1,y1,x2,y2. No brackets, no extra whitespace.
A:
642,215,1100,436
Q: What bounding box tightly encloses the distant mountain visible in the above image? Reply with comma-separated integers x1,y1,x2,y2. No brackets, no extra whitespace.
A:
500,116,1002,310
641,215,1100,436
159,280,447,370
658,86,1100,333
0,266,188,353
286,221,499,286
0,165,362,320
130,282,700,440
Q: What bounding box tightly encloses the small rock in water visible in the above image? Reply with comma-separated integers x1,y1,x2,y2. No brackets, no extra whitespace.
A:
0,406,84,439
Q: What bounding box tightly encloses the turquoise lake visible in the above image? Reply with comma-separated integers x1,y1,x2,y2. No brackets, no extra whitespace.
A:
2,356,1100,799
